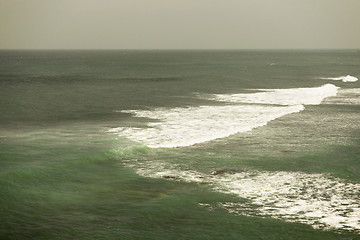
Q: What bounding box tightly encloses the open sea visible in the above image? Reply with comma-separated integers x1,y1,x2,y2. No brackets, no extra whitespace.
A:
0,50,359,239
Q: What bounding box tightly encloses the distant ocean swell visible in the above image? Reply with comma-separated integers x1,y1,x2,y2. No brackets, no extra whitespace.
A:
108,84,338,148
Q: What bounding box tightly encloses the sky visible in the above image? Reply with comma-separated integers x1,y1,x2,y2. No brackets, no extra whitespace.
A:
1,0,360,49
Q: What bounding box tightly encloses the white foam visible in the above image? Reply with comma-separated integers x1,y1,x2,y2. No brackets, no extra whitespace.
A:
320,75,358,83
214,171,360,231
124,159,360,232
109,84,338,148
208,84,339,105
108,104,304,148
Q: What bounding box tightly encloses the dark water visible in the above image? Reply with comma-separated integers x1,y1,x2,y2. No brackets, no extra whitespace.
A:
0,50,359,239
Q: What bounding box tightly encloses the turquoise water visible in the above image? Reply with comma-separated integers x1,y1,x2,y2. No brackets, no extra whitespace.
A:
0,50,359,239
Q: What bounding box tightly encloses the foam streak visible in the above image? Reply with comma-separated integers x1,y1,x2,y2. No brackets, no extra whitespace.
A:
126,159,360,232
209,84,339,105
109,84,338,148
109,105,304,148
320,75,358,82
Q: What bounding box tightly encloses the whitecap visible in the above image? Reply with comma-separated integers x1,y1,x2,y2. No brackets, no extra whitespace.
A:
109,104,304,148
109,84,339,148
207,84,339,106
320,75,358,82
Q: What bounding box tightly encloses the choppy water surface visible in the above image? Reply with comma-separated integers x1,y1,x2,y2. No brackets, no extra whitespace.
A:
1,50,359,239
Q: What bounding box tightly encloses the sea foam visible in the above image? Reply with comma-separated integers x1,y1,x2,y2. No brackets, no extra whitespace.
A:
208,84,339,105
320,75,358,82
109,105,304,148
108,84,338,148
123,159,360,232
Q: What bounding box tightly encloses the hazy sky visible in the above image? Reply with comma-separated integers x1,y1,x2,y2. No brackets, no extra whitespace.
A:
1,0,360,49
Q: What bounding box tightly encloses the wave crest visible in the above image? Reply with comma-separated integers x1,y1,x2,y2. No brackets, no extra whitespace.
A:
108,84,338,148
320,75,358,82
208,84,339,105
109,105,304,148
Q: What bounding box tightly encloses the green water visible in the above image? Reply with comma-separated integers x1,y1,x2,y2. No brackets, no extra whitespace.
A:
0,50,359,239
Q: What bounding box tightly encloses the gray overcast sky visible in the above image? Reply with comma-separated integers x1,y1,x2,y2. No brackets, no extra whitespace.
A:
1,0,360,49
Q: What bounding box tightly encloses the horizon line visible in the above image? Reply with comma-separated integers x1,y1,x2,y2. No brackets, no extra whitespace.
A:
0,48,359,51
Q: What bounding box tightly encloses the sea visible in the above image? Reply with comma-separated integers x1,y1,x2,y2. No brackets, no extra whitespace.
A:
0,50,359,240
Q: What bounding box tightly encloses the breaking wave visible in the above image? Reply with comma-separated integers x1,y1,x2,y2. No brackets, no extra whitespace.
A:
109,105,304,148
320,75,358,83
108,84,338,148
207,84,339,105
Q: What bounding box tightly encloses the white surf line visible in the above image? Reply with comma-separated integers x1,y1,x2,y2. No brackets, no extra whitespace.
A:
124,159,360,232
108,84,339,148
207,84,339,105
108,104,304,148
319,75,358,83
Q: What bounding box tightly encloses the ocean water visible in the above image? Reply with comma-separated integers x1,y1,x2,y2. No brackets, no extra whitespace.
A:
0,50,359,239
